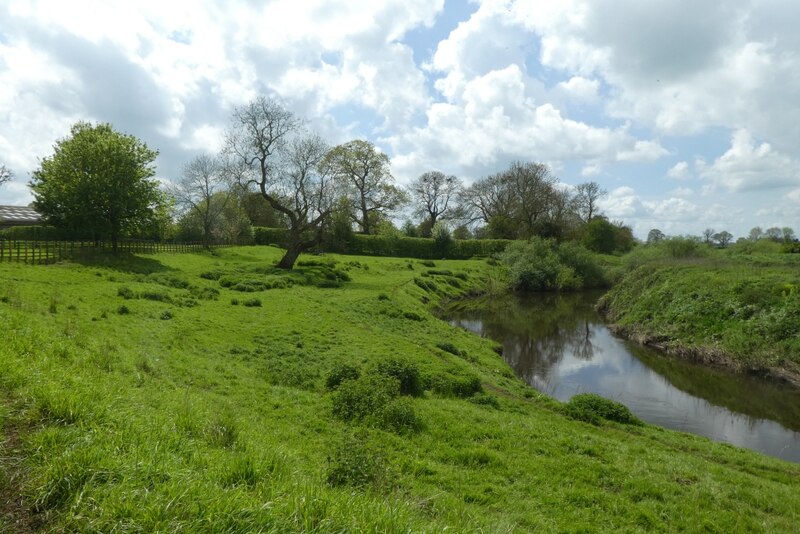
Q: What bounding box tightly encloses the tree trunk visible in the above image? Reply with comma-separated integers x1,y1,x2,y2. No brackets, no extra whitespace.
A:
277,244,303,269
360,199,370,234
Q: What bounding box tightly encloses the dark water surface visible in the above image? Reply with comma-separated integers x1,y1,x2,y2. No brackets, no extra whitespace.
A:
442,291,800,463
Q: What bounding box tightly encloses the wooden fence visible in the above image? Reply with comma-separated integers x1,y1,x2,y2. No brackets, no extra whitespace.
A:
0,238,254,265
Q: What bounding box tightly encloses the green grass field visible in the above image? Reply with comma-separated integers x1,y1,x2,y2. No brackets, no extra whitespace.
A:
1,246,798,532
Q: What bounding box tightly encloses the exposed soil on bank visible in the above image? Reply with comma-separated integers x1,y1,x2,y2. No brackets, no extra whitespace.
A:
606,323,800,389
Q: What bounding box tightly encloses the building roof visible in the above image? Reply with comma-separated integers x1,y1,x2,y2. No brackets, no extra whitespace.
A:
0,205,43,226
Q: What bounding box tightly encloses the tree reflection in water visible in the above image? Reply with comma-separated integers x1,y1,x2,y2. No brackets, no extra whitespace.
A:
441,291,800,462
445,292,603,391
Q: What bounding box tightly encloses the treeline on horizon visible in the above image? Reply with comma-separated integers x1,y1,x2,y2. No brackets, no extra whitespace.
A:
3,95,797,265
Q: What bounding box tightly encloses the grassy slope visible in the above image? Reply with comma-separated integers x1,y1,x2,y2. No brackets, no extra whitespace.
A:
0,246,797,532
598,251,800,385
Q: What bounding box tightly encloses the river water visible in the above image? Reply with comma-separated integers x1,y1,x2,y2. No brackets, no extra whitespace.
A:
442,291,800,463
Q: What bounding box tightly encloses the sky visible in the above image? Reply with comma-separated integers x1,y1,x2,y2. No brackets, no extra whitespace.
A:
1,0,799,240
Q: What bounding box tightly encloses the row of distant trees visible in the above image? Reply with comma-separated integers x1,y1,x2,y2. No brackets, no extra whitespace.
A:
22,97,635,268
646,226,796,248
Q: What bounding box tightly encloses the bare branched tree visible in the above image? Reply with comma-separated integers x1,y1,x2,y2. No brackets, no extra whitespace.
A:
169,155,232,246
0,164,12,188
573,181,607,223
408,171,461,236
225,96,335,269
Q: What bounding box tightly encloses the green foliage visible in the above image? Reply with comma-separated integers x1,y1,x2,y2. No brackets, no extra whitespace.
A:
662,236,706,259
424,371,483,398
30,122,165,244
117,286,135,299
333,233,511,259
253,227,289,246
436,342,464,357
159,310,174,320
243,298,262,307
322,139,404,235
331,374,398,423
370,358,423,397
581,217,634,254
431,221,453,258
564,393,642,426
326,431,388,488
600,257,800,370
380,397,422,433
204,412,239,448
469,392,501,409
325,363,360,391
0,226,79,240
501,237,607,291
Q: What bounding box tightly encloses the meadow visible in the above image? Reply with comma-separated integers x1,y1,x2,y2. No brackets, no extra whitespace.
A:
1,245,798,532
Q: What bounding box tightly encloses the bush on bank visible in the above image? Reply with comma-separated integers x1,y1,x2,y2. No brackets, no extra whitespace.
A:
501,237,607,291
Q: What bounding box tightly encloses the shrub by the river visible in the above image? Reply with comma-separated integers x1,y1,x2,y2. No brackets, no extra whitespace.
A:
564,393,642,426
501,238,607,291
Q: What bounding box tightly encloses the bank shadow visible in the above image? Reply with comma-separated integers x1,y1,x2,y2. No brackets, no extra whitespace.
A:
70,251,176,274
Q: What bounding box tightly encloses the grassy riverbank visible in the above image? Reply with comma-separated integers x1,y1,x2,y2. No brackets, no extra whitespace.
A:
1,246,799,532
598,243,800,386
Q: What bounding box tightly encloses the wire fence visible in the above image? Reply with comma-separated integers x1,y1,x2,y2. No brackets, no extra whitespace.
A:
0,237,254,265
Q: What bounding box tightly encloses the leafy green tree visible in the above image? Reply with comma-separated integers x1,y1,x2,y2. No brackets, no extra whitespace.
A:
401,219,418,237
431,221,453,258
320,198,355,253
646,228,665,245
452,224,472,240
713,230,733,248
240,191,287,228
323,140,407,234
765,227,783,242
582,217,617,254
30,122,163,248
612,221,635,253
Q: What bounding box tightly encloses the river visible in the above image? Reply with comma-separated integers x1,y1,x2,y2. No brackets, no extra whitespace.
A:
442,291,800,463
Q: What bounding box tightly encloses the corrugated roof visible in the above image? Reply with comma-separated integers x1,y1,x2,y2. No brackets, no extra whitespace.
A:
0,205,42,224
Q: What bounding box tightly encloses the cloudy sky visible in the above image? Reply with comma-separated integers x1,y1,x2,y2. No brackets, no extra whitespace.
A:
1,0,799,239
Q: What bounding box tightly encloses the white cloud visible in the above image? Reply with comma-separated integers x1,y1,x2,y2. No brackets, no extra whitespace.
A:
581,164,602,177
667,161,690,180
698,129,800,192
601,186,643,219
387,2,667,184
670,187,694,197
556,76,599,102
510,1,800,153
1,0,799,241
